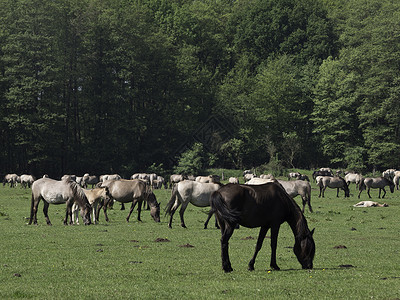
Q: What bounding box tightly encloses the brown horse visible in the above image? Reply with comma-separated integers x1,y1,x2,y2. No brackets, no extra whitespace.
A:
98,179,160,223
210,183,315,273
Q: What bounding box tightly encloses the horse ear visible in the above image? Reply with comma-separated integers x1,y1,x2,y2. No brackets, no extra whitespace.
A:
310,228,315,236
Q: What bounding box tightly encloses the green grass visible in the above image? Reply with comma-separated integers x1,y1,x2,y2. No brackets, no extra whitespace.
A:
1,176,400,299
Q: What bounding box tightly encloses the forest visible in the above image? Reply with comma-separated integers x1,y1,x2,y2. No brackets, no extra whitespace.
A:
1,0,400,178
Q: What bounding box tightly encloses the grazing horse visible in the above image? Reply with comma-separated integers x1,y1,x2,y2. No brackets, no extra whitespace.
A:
317,176,350,198
72,188,111,224
345,173,362,191
165,180,222,228
3,173,19,187
358,177,394,199
98,179,160,223
210,183,315,272
28,178,92,225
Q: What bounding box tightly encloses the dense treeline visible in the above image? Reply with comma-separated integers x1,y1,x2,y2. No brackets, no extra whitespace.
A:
1,0,399,177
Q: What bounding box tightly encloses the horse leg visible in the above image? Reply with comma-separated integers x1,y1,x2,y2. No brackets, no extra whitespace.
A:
43,201,52,226
301,196,306,213
269,225,281,270
204,210,214,229
336,188,339,197
29,195,39,225
381,188,386,199
64,201,73,225
168,201,181,229
248,226,268,271
220,222,235,273
179,202,189,228
367,187,372,198
126,200,138,222
318,186,322,198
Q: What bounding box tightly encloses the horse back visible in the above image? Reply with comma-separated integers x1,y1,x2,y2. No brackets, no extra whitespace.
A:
219,183,293,228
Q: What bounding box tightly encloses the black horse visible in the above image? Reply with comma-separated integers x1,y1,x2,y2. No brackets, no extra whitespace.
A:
210,183,315,273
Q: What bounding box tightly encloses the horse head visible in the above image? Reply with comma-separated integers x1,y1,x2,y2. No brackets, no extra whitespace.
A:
148,193,160,222
293,228,315,269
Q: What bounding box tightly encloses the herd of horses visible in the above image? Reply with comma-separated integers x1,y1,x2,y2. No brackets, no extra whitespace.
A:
3,166,398,272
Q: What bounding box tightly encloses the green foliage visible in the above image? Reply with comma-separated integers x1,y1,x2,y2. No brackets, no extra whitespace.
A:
1,0,400,174
174,142,205,175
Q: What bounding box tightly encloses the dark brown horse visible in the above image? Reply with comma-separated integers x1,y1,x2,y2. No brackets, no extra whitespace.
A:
210,183,315,273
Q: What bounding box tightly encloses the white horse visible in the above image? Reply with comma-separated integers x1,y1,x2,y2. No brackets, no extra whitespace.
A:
345,173,362,191
3,173,19,187
228,177,239,184
244,173,256,182
195,175,220,183
394,175,400,190
100,174,122,182
288,172,300,180
20,174,35,188
165,180,222,228
28,178,92,225
353,201,388,207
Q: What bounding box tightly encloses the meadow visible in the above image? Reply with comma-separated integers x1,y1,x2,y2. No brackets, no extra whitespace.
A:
1,174,400,299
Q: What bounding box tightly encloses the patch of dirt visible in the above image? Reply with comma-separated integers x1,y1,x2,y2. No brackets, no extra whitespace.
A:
351,227,357,231
96,249,104,252
129,261,143,264
13,273,21,277
179,243,194,248
339,264,355,268
241,236,255,240
155,238,170,242
129,240,139,243
333,245,347,249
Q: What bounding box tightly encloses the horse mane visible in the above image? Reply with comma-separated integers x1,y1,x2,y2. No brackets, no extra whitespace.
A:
269,183,310,239
67,180,89,208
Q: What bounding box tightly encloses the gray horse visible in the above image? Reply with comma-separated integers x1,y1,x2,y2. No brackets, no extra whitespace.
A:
317,176,350,198
358,177,394,199
277,180,313,213
28,178,92,225
99,179,160,223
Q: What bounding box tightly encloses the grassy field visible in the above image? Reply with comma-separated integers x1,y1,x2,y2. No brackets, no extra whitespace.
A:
1,175,400,299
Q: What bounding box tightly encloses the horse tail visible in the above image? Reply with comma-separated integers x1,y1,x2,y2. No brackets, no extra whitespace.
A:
165,184,178,216
210,191,240,225
359,177,365,191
